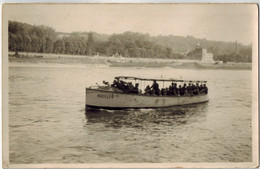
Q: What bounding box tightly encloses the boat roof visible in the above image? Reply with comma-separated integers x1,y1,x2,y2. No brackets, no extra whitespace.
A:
115,76,207,83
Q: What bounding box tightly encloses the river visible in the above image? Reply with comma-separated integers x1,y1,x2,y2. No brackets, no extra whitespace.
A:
9,64,252,163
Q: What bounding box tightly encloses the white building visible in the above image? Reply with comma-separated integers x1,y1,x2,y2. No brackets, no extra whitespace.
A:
201,49,214,63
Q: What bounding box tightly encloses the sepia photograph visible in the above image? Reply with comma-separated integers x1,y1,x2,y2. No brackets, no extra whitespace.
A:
2,3,258,168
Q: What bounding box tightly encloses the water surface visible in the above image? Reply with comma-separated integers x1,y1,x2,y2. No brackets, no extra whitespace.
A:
9,64,252,163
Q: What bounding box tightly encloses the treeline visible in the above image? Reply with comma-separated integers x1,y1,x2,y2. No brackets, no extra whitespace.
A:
9,21,56,53
8,21,180,59
96,32,184,59
8,21,96,55
8,21,252,62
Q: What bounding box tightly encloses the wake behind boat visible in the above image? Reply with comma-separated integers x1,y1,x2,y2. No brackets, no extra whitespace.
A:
85,76,209,109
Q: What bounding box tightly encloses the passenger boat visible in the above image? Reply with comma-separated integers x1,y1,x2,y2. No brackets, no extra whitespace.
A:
85,76,209,110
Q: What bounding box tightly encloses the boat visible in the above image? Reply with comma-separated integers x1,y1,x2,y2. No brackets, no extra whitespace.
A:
85,76,209,110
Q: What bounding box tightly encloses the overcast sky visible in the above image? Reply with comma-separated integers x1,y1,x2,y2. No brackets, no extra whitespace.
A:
4,4,257,45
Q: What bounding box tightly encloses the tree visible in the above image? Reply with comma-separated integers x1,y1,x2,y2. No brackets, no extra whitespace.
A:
23,35,32,52
104,47,110,56
86,32,95,55
166,47,173,58
16,34,23,51
9,33,18,51
45,37,54,53
53,39,65,54
87,46,93,55
65,41,73,54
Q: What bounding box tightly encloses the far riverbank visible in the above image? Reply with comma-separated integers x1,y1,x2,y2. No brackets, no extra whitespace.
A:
8,51,252,70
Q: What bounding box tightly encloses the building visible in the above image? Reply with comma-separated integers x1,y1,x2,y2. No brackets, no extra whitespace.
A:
201,49,214,63
186,43,215,62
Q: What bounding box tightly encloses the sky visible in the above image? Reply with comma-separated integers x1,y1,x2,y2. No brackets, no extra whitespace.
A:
4,4,258,45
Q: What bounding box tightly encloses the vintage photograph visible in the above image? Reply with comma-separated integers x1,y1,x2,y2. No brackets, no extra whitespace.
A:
2,3,258,168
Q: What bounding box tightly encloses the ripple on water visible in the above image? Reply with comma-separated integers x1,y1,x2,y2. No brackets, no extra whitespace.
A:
9,66,252,163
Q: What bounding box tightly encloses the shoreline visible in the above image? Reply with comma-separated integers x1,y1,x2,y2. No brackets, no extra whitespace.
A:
8,52,252,70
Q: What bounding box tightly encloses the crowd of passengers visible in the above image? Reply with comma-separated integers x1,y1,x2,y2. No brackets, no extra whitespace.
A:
111,79,208,96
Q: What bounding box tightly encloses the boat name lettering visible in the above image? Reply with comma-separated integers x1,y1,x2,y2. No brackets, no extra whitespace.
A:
97,94,114,99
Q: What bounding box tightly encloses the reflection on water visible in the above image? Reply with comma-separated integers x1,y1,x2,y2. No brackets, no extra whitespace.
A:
85,103,208,129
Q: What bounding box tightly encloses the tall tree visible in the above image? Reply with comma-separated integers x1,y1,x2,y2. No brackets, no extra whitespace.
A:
86,32,95,55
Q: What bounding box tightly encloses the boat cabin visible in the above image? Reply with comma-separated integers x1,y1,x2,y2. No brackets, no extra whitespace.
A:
86,76,209,109
101,76,208,96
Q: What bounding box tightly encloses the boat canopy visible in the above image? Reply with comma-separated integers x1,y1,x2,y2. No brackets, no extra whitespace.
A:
114,76,207,83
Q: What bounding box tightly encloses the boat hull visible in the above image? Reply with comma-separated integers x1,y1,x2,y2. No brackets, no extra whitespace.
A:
85,88,209,109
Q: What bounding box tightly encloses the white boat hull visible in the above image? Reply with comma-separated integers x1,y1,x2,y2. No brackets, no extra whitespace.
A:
85,88,209,109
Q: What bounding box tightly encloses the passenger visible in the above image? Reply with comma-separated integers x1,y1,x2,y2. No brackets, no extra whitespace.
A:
199,84,204,93
166,87,170,96
177,85,182,96
116,81,123,90
133,83,139,94
173,83,178,95
120,80,128,92
180,83,186,96
111,80,117,88
161,88,166,96
187,83,192,94
156,88,161,96
168,83,173,95
151,80,160,95
169,82,177,96
203,84,208,94
150,89,155,95
127,82,134,93
193,83,199,95
191,84,196,95
145,85,151,95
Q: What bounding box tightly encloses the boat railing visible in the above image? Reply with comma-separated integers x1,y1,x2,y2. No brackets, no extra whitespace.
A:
88,86,125,93
89,86,100,89
88,87,207,96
